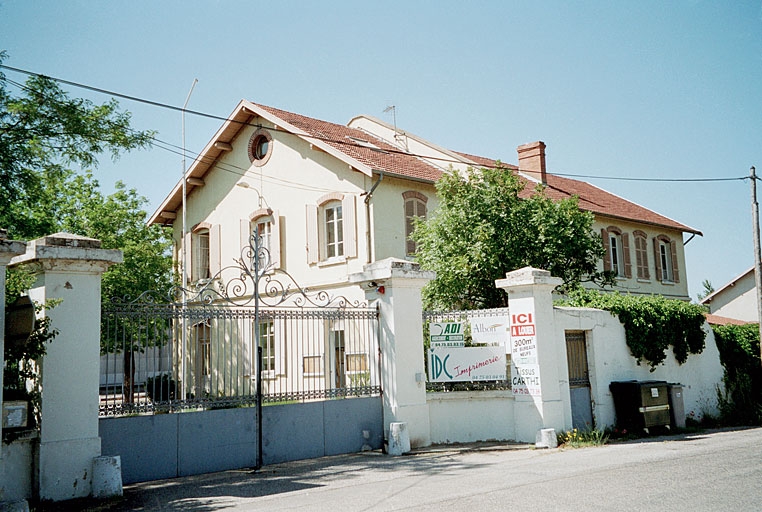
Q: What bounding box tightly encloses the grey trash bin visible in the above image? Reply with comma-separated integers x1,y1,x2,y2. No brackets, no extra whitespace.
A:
668,383,685,429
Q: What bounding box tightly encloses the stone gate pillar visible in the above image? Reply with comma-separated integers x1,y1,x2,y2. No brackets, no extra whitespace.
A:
495,267,571,442
10,233,122,501
350,258,435,448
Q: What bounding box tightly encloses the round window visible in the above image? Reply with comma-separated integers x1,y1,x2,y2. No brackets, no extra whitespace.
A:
248,129,273,166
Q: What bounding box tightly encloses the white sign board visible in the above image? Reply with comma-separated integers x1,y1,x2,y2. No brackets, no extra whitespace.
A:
469,315,509,347
429,322,465,347
428,346,506,382
509,306,542,396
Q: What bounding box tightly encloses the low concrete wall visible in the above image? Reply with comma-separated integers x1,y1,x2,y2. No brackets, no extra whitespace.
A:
427,390,515,444
0,433,36,503
555,307,724,427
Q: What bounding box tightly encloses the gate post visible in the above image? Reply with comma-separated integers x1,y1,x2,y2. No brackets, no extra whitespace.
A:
10,233,122,501
495,267,571,442
350,258,435,449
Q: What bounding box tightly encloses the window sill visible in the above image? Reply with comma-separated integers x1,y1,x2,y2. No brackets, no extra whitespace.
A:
317,256,347,268
637,278,651,283
660,280,675,286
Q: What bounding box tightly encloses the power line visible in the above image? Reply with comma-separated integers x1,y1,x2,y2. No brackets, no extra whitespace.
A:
1,63,751,184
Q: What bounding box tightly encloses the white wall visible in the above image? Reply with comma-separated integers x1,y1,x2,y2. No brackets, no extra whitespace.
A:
555,307,724,426
428,391,515,444
707,271,758,322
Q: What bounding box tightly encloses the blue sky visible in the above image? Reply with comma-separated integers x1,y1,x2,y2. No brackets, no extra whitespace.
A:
2,1,761,300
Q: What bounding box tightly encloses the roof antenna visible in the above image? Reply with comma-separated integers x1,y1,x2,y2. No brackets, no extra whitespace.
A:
383,105,408,151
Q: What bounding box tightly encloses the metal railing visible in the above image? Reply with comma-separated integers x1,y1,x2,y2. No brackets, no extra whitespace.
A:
99,303,380,417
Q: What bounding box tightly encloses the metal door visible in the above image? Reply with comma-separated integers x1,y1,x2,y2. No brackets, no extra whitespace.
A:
566,330,594,429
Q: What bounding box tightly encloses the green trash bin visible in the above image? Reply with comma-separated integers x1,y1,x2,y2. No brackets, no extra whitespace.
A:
610,380,670,432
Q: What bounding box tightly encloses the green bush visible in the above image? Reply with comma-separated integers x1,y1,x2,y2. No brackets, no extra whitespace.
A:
559,289,707,370
711,323,762,425
145,373,177,403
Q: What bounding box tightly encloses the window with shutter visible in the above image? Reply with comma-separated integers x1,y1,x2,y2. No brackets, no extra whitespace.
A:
307,193,357,263
633,231,650,280
403,191,428,256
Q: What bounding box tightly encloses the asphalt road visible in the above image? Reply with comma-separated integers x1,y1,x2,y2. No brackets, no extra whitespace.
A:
60,426,762,511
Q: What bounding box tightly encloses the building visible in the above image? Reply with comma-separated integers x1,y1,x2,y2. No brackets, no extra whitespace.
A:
701,267,757,324
149,100,701,302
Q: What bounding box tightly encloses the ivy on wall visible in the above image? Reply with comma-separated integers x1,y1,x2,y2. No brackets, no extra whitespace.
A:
559,289,707,370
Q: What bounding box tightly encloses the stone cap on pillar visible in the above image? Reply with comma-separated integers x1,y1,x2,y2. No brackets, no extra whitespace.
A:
10,232,123,270
349,257,436,286
0,234,27,265
495,266,563,291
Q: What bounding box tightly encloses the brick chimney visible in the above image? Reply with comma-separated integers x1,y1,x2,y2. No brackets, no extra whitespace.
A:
517,141,547,184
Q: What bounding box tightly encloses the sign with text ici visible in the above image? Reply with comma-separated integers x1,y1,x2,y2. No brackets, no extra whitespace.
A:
510,302,542,396
428,346,506,382
429,322,465,347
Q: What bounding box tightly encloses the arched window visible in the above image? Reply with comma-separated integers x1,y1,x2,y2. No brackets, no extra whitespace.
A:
403,191,428,256
654,235,680,283
633,230,650,280
601,226,631,278
306,193,357,263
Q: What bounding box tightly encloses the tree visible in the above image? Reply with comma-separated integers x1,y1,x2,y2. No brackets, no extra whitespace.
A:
1,53,171,404
697,279,715,302
0,51,153,238
412,166,612,310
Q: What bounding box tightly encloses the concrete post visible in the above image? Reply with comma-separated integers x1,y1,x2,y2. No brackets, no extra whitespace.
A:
495,267,571,442
350,258,434,449
10,233,122,501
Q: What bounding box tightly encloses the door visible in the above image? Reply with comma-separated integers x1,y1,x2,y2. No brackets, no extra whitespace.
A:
566,330,594,429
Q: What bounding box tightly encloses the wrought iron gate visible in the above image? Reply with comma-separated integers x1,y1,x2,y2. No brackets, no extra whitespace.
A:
99,227,383,482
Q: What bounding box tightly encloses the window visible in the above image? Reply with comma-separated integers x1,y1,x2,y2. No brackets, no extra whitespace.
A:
185,223,220,282
193,321,211,378
303,355,323,376
196,229,211,280
248,128,273,166
306,193,357,263
242,209,281,269
633,231,650,280
654,235,680,283
403,191,428,256
259,320,276,374
601,227,631,278
324,201,344,258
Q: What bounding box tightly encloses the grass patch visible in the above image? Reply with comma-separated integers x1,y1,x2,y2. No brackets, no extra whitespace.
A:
557,427,609,448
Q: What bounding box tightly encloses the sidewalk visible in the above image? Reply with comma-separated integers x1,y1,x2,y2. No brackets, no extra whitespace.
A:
33,441,533,511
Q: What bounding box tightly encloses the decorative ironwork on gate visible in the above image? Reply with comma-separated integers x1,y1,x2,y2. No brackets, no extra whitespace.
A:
99,228,380,417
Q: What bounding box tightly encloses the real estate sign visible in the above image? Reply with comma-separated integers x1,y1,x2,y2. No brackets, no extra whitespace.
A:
429,322,465,347
469,315,509,348
428,346,506,382
509,305,542,396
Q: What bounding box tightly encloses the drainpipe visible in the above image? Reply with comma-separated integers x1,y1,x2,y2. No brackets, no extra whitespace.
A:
362,171,384,264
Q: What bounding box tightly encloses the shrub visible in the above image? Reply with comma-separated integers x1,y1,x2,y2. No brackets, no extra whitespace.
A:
711,323,762,425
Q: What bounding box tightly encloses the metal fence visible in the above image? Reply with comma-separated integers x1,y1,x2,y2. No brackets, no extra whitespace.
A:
423,307,512,391
100,303,380,417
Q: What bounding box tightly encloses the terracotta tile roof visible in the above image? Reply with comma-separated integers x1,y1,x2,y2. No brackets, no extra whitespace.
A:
705,313,754,326
465,156,701,235
251,103,443,183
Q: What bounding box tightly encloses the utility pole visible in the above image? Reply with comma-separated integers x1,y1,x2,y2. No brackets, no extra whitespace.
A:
750,166,762,367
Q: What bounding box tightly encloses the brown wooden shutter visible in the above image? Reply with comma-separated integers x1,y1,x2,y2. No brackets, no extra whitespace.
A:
653,237,662,281
306,204,318,264
670,240,680,283
342,195,357,258
621,232,632,278
601,228,611,272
